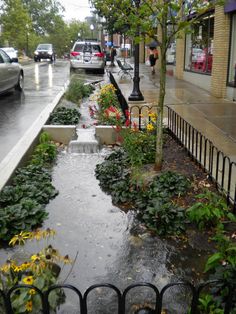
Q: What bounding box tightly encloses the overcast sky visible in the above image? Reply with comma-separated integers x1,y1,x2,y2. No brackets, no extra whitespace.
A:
60,0,92,21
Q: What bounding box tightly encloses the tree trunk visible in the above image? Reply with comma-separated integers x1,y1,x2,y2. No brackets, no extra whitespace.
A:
154,18,167,171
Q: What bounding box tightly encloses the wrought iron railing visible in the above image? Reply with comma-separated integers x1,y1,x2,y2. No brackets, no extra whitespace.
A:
128,104,236,212
109,72,129,117
166,106,236,213
0,281,235,313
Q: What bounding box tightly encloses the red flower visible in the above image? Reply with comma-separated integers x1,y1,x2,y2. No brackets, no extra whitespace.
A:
125,119,130,127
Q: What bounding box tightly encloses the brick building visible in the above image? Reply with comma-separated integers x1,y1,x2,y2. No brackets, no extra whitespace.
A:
175,2,236,101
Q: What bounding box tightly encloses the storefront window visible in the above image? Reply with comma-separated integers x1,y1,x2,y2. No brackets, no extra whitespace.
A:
185,13,214,74
228,14,236,86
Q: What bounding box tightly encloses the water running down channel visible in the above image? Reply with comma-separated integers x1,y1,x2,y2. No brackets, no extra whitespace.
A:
0,89,212,313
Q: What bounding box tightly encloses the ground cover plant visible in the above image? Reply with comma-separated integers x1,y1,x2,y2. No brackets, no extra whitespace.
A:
48,106,81,125
0,132,58,242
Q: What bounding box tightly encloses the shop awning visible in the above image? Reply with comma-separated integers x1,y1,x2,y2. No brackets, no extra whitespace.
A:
225,0,236,13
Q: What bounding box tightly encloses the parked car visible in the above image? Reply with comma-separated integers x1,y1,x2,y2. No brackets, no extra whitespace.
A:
0,48,24,95
1,47,18,61
34,43,56,62
70,41,105,74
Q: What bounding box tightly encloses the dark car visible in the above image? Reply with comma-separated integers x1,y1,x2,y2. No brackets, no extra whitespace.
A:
0,48,24,95
34,43,56,62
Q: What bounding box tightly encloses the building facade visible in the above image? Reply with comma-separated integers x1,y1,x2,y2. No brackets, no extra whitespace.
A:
175,3,236,101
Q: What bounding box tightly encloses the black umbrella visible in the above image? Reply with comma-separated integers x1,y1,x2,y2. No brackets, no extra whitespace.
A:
148,41,158,48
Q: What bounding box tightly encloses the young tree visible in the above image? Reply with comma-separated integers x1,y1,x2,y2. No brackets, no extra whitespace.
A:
91,0,225,170
0,0,32,50
22,0,64,35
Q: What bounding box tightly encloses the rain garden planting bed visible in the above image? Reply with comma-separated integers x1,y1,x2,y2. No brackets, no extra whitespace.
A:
0,79,235,313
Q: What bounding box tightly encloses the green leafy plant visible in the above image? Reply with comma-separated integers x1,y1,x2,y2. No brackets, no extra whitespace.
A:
48,106,81,125
187,191,236,230
97,83,119,109
0,229,74,314
95,149,130,192
0,133,58,242
203,231,236,312
120,128,156,166
31,132,57,166
142,199,186,236
197,294,224,314
0,199,48,241
65,78,94,104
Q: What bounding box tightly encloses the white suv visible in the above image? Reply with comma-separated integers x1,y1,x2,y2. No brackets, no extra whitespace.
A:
70,41,105,74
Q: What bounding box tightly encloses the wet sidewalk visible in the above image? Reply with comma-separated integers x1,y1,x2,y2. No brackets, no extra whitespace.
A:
109,61,236,163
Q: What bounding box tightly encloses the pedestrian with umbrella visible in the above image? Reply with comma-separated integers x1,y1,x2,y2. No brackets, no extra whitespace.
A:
148,41,158,74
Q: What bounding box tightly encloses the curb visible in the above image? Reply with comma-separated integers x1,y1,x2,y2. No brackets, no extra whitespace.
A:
0,81,69,191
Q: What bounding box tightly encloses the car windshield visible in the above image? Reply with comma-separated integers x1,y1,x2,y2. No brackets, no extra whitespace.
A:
37,44,52,50
2,48,15,53
74,43,101,53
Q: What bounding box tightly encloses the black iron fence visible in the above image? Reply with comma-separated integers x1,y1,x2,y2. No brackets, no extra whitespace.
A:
109,72,129,117
0,281,235,313
166,106,236,213
128,104,236,212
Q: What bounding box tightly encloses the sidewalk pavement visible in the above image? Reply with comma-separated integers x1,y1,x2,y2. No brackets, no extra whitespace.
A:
110,60,236,163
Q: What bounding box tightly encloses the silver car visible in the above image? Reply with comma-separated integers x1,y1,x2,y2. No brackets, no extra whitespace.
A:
0,48,24,94
70,41,105,74
1,47,18,60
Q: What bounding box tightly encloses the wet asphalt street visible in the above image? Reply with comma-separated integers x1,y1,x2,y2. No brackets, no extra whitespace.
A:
0,60,70,162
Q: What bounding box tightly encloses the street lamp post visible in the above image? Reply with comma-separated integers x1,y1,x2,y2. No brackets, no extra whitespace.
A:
128,0,144,101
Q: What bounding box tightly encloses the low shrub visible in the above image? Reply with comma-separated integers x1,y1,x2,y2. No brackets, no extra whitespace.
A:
65,78,94,104
48,106,81,125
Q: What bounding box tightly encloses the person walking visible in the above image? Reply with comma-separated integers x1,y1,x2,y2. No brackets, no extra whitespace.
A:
149,47,158,74
110,46,117,67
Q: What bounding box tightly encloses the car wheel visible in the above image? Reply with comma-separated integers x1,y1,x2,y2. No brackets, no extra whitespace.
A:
34,57,38,62
15,72,24,91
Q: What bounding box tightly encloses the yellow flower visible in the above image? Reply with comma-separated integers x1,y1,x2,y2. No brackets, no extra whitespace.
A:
22,276,34,285
30,255,40,262
25,300,33,312
9,231,30,246
20,262,31,271
146,123,155,132
0,260,12,273
62,254,73,264
12,265,23,272
29,289,36,295
42,228,56,238
30,229,43,240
